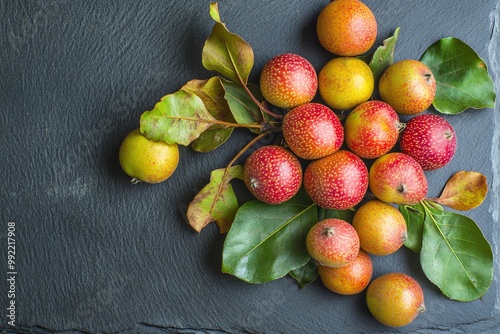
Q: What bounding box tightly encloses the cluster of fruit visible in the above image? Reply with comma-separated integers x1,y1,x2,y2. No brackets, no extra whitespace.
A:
241,0,459,327
116,0,494,329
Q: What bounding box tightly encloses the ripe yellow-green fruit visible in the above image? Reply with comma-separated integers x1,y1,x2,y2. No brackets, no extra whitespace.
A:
318,57,374,110
352,200,407,256
119,129,179,184
378,59,436,115
366,272,426,327
317,0,378,56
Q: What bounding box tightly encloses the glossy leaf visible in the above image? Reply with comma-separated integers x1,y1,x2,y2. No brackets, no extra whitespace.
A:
182,77,235,152
140,90,215,146
289,260,318,288
430,170,488,211
202,3,254,84
369,27,400,83
187,165,243,233
399,203,425,253
319,207,355,222
222,193,318,284
421,37,496,114
420,202,493,301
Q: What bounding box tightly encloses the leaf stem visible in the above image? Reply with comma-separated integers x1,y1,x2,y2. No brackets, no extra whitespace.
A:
153,115,264,130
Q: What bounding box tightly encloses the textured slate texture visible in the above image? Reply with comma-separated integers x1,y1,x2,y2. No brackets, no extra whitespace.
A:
1,0,499,333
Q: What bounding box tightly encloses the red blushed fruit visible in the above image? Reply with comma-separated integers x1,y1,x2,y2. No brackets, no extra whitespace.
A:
304,150,369,210
306,218,360,268
317,249,373,295
260,53,318,109
400,114,457,170
369,152,428,205
282,103,344,160
345,100,402,159
243,145,302,205
366,272,426,327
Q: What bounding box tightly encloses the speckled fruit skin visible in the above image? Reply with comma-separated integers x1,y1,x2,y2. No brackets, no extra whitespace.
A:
317,249,372,295
243,145,302,205
400,114,457,170
366,272,426,327
304,150,369,209
318,57,374,111
369,152,428,204
306,218,360,268
119,128,179,184
282,103,344,160
316,0,377,56
379,59,436,115
344,100,401,159
259,53,317,109
352,200,407,256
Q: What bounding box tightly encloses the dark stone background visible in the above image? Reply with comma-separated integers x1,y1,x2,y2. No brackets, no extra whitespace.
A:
1,0,499,333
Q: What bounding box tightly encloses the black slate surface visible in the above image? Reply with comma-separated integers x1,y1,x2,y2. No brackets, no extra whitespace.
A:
1,1,499,333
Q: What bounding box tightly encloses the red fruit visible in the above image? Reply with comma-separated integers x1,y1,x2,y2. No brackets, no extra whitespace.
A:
400,114,457,170
317,249,373,295
306,218,360,267
282,103,344,160
345,100,402,159
369,152,428,204
260,53,317,109
243,145,302,205
304,150,369,209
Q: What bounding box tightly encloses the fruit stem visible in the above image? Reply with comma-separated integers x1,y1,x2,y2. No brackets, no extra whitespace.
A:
233,68,283,120
226,130,274,170
396,121,406,133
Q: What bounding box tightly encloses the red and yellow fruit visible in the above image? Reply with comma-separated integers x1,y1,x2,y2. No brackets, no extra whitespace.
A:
304,150,369,210
282,103,344,160
400,114,457,170
306,218,360,268
317,249,373,295
316,0,377,56
366,272,426,327
352,200,407,256
369,152,428,205
379,59,436,115
243,145,302,205
260,53,317,109
344,100,402,159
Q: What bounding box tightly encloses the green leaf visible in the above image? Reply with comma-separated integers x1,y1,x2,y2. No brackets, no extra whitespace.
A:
289,260,318,288
369,27,400,83
140,90,216,146
220,78,262,127
187,165,243,233
419,201,493,301
182,77,235,152
399,203,425,253
319,207,355,222
202,3,254,84
222,192,318,284
421,37,496,114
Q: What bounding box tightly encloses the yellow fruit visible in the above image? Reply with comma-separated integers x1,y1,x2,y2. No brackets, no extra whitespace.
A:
352,200,407,256
119,129,179,184
317,0,377,56
378,59,436,115
317,249,373,295
318,57,374,110
366,272,426,327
